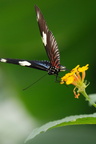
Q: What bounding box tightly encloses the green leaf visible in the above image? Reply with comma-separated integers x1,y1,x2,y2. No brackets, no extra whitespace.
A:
25,113,96,143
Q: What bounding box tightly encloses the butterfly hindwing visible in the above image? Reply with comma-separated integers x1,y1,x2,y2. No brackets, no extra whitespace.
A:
35,5,60,69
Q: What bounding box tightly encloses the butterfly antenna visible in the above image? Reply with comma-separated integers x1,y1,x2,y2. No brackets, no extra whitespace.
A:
23,73,47,91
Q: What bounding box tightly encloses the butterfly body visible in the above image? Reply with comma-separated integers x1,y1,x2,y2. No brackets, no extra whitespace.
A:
0,58,65,75
0,6,66,76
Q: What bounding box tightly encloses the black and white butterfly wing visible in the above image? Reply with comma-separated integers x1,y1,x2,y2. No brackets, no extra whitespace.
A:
35,6,60,69
0,58,51,71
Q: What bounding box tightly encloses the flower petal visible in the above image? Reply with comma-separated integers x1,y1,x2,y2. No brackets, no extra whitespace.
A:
78,64,89,72
66,76,74,85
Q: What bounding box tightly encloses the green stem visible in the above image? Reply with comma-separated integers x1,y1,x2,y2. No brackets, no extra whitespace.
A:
81,90,96,108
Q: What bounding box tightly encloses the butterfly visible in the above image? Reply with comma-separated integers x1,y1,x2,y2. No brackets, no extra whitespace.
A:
0,6,66,77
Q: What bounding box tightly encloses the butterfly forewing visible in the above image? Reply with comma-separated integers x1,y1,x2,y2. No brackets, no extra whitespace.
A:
0,58,50,71
35,5,60,69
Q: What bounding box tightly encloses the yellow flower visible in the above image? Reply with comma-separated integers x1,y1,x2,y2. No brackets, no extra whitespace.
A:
60,64,89,98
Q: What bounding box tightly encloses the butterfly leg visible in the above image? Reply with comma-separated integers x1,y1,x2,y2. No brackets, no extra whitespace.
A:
54,74,60,83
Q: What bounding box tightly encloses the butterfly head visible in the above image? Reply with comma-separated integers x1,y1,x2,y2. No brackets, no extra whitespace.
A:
60,65,66,72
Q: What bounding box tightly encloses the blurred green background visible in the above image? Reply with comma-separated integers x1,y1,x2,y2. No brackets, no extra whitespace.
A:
0,0,96,144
